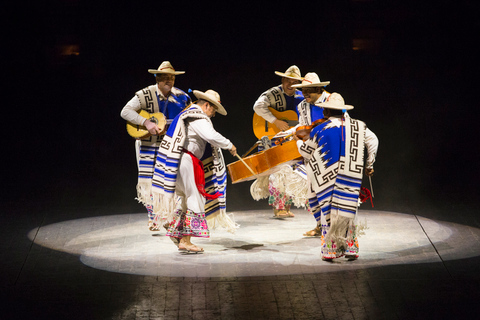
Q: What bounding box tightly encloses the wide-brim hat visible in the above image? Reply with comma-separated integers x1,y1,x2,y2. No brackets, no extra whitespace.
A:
148,61,185,75
292,72,330,88
315,92,354,110
274,65,303,80
193,89,227,116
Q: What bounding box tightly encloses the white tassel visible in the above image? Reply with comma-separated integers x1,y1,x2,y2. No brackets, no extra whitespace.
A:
327,215,351,241
250,176,270,200
270,166,289,193
355,216,368,237
135,181,152,205
206,209,239,234
150,192,176,223
284,170,308,208
250,165,309,208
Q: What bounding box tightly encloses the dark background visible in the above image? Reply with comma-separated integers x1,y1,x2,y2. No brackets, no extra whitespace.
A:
3,0,479,223
1,1,480,319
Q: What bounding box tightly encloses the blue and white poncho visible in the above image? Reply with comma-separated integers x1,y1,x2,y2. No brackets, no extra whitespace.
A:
299,115,374,258
149,105,236,233
134,85,191,205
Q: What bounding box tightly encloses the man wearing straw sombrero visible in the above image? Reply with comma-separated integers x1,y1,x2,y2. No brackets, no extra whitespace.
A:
292,72,331,129
121,61,192,231
297,92,378,260
288,72,332,236
149,89,237,253
250,65,305,218
253,65,304,132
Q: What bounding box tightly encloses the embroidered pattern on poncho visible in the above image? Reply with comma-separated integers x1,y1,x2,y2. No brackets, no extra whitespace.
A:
305,117,367,258
135,85,191,204
305,117,366,223
150,105,236,233
261,85,303,111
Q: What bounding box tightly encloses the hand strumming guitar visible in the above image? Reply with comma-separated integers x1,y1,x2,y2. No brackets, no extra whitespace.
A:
273,119,290,131
144,119,161,135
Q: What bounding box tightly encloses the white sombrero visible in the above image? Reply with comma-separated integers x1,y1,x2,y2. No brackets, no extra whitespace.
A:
193,89,227,116
274,65,303,80
292,72,330,88
315,92,354,110
148,61,185,75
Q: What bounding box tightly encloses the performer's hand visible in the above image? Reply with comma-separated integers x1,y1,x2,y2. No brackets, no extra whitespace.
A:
229,145,237,157
365,168,374,176
273,119,289,131
144,119,160,135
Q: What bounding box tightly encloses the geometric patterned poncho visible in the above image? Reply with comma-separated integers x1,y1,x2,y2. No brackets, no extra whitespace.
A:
300,115,367,258
301,116,366,223
135,85,191,205
149,105,236,233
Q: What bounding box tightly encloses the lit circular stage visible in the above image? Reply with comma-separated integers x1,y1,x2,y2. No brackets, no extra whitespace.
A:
28,209,480,277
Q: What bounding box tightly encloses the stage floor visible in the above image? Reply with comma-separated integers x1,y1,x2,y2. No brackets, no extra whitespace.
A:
27,209,480,278
4,208,480,319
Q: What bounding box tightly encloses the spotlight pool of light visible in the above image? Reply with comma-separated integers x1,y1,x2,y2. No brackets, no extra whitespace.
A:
27,210,480,277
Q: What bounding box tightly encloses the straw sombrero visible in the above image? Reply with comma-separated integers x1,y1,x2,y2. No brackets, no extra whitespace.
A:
148,61,185,75
193,90,227,116
292,72,330,88
315,92,353,110
274,65,303,80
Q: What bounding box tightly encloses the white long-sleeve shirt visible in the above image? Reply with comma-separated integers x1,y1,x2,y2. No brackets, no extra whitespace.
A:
253,85,303,124
184,115,233,159
120,86,186,126
253,98,278,123
364,127,379,169
121,95,147,125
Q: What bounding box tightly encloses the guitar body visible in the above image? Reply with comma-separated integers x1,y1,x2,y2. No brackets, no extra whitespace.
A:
253,107,298,139
126,110,166,139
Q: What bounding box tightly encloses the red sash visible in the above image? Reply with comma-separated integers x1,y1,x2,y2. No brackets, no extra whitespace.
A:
183,150,221,200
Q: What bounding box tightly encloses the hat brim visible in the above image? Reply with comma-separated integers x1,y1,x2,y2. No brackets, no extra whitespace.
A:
148,69,185,75
316,101,354,110
274,71,303,81
292,81,330,88
193,90,227,116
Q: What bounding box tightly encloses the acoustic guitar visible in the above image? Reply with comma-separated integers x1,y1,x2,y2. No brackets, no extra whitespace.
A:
252,107,298,139
126,110,167,139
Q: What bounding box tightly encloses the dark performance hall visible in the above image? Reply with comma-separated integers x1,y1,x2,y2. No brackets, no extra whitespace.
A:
2,1,479,319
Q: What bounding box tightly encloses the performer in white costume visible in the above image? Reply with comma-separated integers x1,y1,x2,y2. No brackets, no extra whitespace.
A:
120,61,191,231
297,93,378,260
250,72,331,218
250,65,304,217
150,90,237,253
291,72,331,236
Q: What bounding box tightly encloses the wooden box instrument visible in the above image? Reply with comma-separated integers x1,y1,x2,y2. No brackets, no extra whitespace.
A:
227,139,302,184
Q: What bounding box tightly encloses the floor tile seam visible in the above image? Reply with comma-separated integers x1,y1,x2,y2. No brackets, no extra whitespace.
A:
413,213,454,279
14,215,48,287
